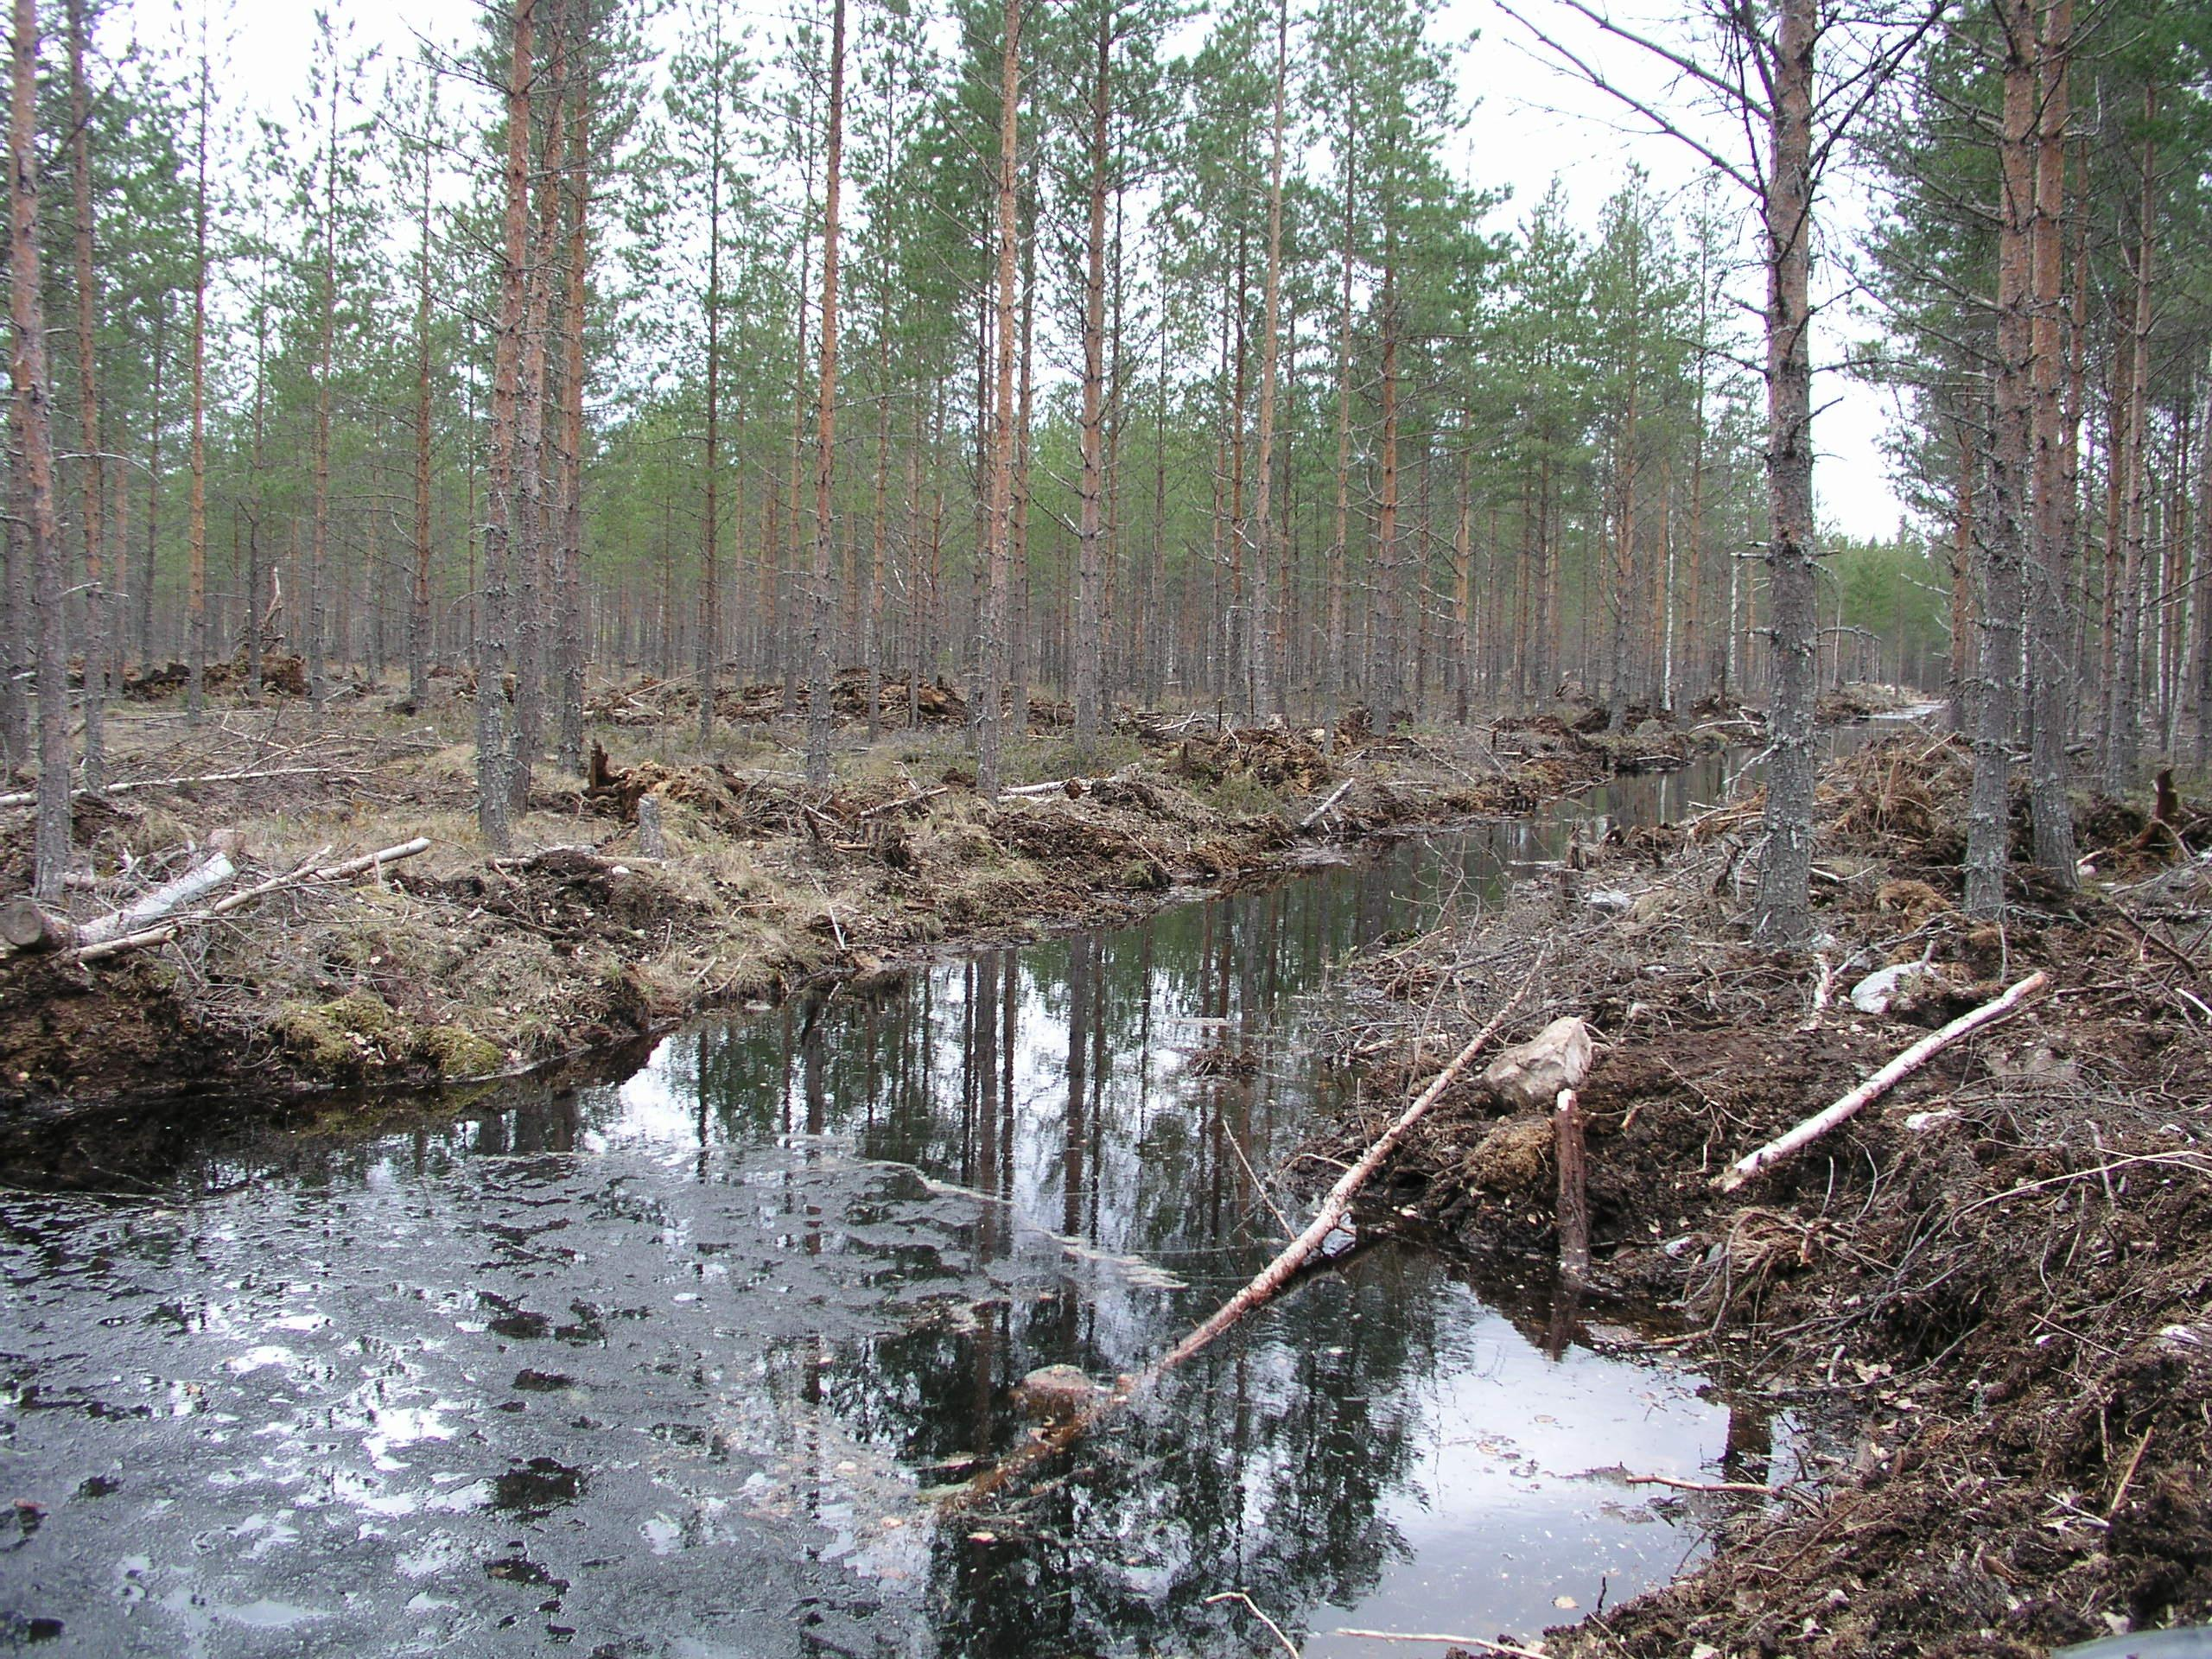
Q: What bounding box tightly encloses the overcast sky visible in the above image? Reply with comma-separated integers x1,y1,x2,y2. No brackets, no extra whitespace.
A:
139,0,1910,542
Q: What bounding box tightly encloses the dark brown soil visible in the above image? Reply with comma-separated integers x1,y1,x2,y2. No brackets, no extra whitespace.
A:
1310,734,2212,1658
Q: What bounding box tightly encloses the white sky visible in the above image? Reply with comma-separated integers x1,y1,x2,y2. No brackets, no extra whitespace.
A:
130,0,1907,541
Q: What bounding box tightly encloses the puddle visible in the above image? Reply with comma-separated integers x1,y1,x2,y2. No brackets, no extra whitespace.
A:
0,751,1853,1656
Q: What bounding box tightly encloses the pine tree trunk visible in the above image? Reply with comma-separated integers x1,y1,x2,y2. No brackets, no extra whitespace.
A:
1966,12,2036,916
511,8,568,808
699,21,725,745
477,0,537,852
186,55,211,725
411,69,436,709
308,69,337,715
2025,0,2076,880
804,0,847,791
556,54,589,775
13,0,67,898
1072,8,1110,754
974,0,1021,799
1248,0,1287,726
1008,206,1034,738
137,303,164,670
1326,136,1356,736
66,0,104,787
1752,0,1820,944
2105,90,2155,797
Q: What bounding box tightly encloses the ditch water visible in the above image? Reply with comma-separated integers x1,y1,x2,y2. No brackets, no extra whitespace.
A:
3,748,1821,1657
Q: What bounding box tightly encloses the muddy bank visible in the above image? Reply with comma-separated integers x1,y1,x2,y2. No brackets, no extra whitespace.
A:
1308,732,2212,1657
0,697,1611,1135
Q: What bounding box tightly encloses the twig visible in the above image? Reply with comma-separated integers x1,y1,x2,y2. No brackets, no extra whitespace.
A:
60,839,430,964
1298,779,1355,830
1331,1630,1548,1657
1716,971,2050,1192
1205,1592,1300,1658
856,785,947,818
0,764,334,808
2108,1425,2154,1517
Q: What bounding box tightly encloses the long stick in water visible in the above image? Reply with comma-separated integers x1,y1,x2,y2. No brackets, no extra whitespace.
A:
947,963,1539,1513
1154,972,1535,1372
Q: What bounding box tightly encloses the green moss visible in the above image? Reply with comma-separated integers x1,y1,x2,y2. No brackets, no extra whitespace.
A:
1120,859,1171,892
416,1024,505,1078
270,992,400,1077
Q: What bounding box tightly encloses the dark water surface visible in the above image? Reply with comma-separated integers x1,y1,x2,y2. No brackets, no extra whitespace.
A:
3,756,1814,1657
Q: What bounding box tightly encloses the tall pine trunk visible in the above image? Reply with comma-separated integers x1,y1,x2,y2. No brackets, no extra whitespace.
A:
410,67,436,709
1966,10,2036,916
974,0,1021,799
804,0,847,790
476,0,537,851
556,48,589,774
2025,0,2076,880
67,0,104,786
2104,89,2155,796
1072,6,1111,754
1247,0,1287,725
1751,0,1820,943
511,7,569,808
186,54,211,724
13,0,67,897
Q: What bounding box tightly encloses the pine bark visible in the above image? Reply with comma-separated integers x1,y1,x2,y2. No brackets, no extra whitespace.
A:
1752,0,1819,944
186,54,211,724
2104,91,2155,796
410,68,436,709
476,0,537,851
974,0,1021,800
698,12,726,744
2024,0,2076,880
1247,0,1287,725
556,44,589,774
804,0,847,791
1966,10,2036,917
1072,4,1112,754
511,5,569,807
13,0,67,898
308,67,337,712
66,0,104,787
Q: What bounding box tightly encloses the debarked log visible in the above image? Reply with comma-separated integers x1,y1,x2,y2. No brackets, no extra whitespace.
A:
3,852,238,953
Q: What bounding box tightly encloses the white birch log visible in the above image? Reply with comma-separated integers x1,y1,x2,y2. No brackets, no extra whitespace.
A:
73,853,237,947
1715,970,2050,1192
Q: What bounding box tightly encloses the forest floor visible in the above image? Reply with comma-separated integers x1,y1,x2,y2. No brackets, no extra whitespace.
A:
0,662,1732,1167
1303,730,2212,1658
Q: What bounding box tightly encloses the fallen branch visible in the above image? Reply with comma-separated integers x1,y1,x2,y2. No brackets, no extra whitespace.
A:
1002,775,1091,798
1297,779,1354,830
56,839,429,965
1156,978,1535,1372
945,967,1539,1515
1715,970,2050,1193
1624,1473,1804,1502
0,765,333,809
4,851,238,954
1332,1630,1548,1658
857,785,947,819
1204,1593,1299,1658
